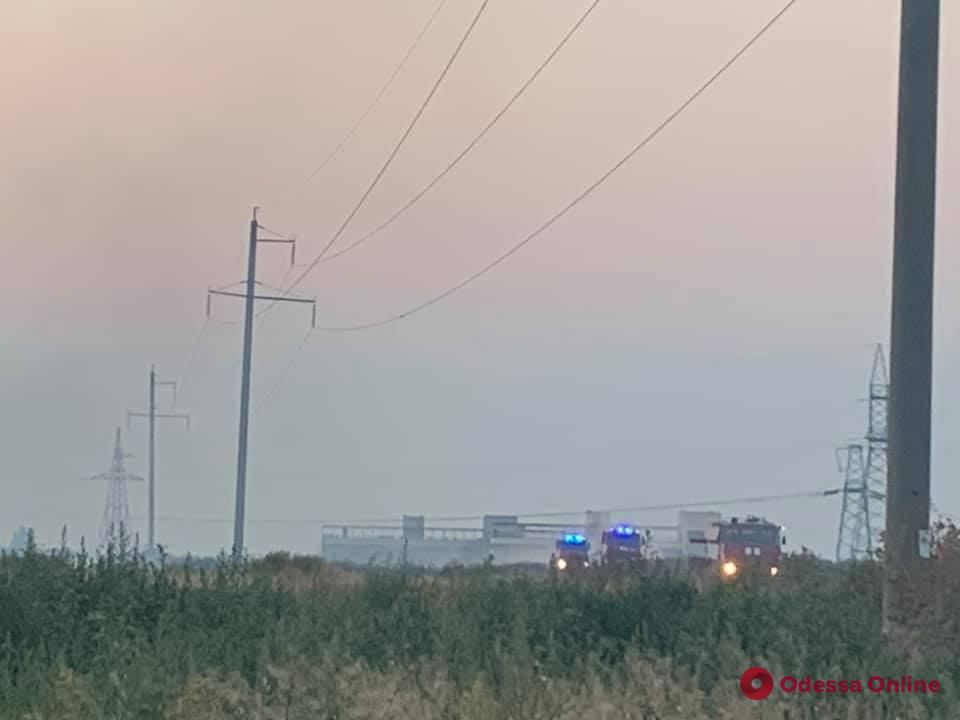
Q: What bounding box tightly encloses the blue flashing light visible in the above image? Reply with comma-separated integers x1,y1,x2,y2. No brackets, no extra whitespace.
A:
562,533,587,546
612,524,636,537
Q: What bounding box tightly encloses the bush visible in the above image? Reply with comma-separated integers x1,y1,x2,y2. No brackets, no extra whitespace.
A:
0,530,958,718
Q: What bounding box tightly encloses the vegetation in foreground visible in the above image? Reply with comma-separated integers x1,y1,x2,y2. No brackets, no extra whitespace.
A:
0,526,959,719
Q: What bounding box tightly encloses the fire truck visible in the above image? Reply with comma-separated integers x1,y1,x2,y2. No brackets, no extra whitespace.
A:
696,515,786,579
599,524,648,565
550,533,591,571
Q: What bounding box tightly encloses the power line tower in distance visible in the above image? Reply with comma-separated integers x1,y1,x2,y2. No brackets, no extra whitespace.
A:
835,344,888,561
127,365,190,555
85,427,144,549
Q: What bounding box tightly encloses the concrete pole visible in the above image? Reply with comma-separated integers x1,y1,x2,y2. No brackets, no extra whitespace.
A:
148,364,156,550
233,209,259,557
884,0,940,634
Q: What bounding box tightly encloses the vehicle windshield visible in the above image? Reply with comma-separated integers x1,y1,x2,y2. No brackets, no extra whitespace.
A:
607,532,641,546
721,525,779,545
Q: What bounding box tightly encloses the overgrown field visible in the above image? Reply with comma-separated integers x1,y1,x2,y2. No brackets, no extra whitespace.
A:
1,527,959,719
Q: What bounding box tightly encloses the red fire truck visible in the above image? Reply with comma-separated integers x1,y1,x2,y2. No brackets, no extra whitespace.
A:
599,524,648,566
550,533,591,571
717,515,787,577
709,515,786,579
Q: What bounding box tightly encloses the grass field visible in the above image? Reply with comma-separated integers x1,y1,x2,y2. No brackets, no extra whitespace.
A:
1,524,958,719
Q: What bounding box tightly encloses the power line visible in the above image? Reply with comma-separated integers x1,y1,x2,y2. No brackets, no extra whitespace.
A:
190,327,317,450
175,318,211,405
188,0,797,456
251,328,316,415
191,1,798,473
173,289,256,404
424,488,835,523
259,0,491,321
144,487,836,528
305,0,798,334
315,0,490,263
265,0,450,210
312,0,602,267
244,0,598,404
257,223,295,238
234,0,797,421
248,0,597,391
157,492,954,530
150,514,398,526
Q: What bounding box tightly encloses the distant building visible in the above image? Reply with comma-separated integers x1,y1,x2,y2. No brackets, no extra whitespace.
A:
319,510,730,567
9,526,33,552
320,514,558,567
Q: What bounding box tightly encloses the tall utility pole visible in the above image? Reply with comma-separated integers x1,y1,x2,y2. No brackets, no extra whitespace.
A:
884,0,940,635
128,366,190,552
207,207,315,557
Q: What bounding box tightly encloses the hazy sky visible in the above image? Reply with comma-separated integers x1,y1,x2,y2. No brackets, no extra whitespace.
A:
3,0,960,558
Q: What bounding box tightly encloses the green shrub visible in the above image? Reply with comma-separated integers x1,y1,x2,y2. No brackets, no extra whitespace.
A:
0,537,957,718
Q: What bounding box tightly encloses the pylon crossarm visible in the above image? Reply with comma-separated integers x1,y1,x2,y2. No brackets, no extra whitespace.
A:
211,280,249,292
244,280,311,300
208,289,314,304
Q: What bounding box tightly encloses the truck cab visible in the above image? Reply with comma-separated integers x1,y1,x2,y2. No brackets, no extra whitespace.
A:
551,533,590,571
600,524,646,565
716,516,785,578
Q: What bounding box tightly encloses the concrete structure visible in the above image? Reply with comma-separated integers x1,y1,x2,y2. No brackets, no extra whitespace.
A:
9,526,32,552
584,510,611,552
321,514,565,567
678,511,722,558
320,510,730,567
321,519,488,567
885,0,940,635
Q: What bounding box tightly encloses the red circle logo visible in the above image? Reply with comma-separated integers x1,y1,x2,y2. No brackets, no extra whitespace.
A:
740,667,774,700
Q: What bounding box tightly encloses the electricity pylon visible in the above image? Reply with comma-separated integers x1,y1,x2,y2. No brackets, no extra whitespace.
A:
86,427,144,548
835,345,888,561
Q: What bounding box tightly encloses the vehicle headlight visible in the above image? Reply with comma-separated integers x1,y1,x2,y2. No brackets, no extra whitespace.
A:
770,566,779,577
556,558,567,570
722,561,738,577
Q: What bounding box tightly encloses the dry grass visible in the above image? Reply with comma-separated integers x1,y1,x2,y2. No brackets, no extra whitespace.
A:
2,526,959,718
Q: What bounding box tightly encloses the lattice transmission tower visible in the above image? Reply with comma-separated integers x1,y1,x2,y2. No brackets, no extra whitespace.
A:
835,345,888,561
86,427,144,548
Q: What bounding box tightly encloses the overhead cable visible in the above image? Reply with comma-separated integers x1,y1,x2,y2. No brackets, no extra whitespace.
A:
147,486,835,528
422,488,835,523
259,0,491,322
306,0,798,333
174,318,211,405
265,0,451,209
312,0,603,267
